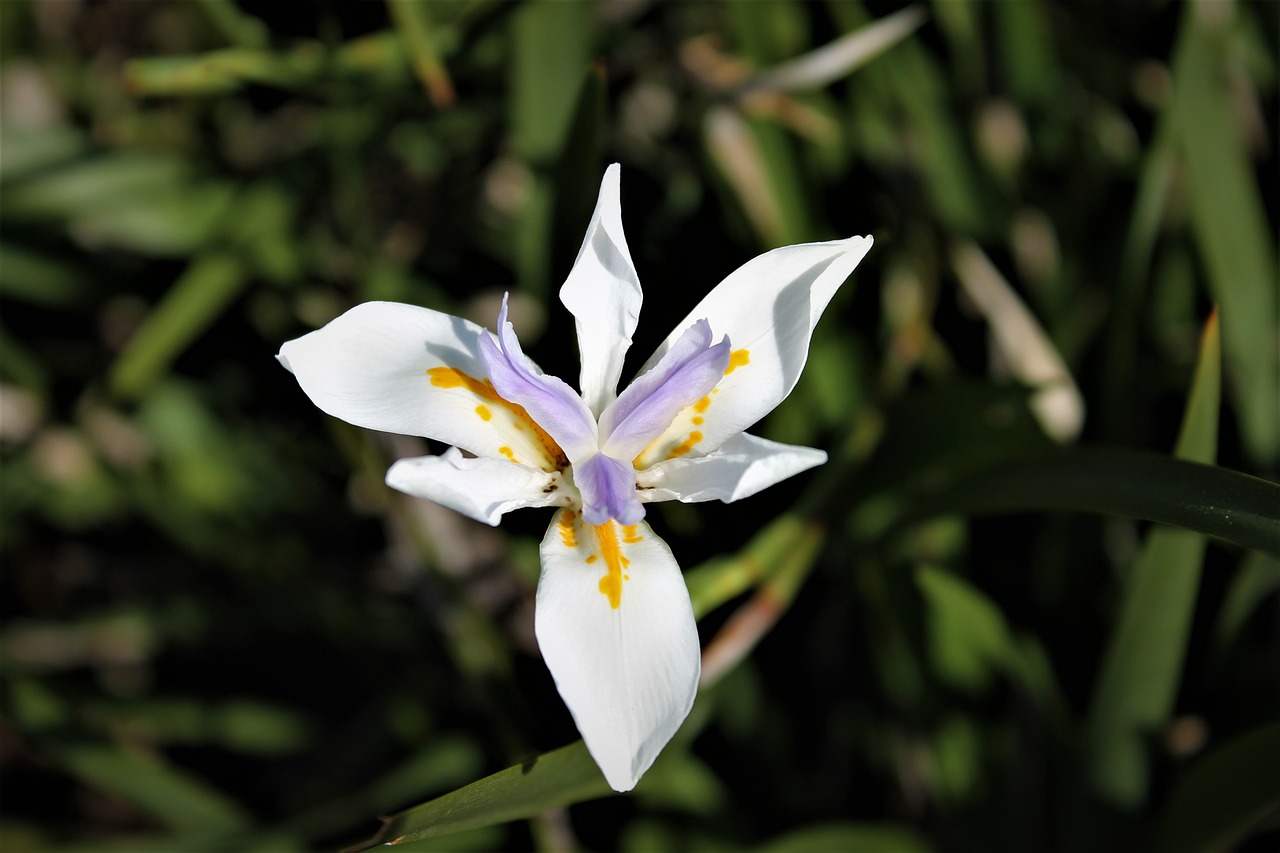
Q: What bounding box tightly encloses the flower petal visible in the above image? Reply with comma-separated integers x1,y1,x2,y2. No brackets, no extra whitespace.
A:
535,510,700,792
575,452,644,526
632,236,873,468
478,294,598,462
278,302,566,470
559,163,643,417
385,448,571,526
636,432,826,504
598,320,730,462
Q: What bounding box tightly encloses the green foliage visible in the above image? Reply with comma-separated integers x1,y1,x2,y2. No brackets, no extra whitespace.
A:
2,1,1276,851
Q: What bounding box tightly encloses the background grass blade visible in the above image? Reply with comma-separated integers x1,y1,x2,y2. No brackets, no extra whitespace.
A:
904,449,1280,557
352,741,610,848
1087,311,1220,806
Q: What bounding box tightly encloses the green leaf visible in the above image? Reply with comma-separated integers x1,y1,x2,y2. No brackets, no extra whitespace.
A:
916,566,1017,694
1213,551,1280,655
353,741,611,848
1087,311,1220,806
1175,8,1278,464
903,449,1280,557
109,254,249,400
387,0,454,106
50,742,250,834
1151,721,1280,853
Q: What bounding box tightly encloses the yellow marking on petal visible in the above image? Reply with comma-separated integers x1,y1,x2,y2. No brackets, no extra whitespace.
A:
694,396,711,414
558,510,577,548
427,367,567,469
666,430,703,460
585,554,598,564
692,416,704,425
498,446,519,464
475,404,492,421
725,349,750,375
622,524,643,544
593,520,630,610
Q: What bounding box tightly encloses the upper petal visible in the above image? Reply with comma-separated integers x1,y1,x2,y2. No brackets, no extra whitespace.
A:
535,510,700,792
478,294,599,462
636,432,826,504
386,448,571,526
598,320,730,462
558,164,643,417
632,236,872,467
278,301,566,470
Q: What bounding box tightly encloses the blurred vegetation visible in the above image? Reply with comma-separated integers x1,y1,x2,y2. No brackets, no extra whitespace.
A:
1,1,1278,851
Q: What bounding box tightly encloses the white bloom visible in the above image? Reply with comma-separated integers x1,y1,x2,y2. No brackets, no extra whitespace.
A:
278,165,872,791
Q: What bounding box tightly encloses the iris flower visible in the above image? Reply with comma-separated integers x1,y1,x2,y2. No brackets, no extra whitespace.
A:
278,165,872,792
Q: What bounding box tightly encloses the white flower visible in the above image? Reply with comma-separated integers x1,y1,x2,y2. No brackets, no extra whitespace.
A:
278,165,872,792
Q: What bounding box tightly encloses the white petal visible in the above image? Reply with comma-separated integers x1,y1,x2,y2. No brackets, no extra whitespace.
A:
279,302,567,471
636,432,826,504
559,164,643,418
535,510,700,792
631,237,872,468
385,448,570,526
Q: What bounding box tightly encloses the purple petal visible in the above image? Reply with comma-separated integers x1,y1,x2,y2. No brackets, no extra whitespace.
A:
575,452,645,526
478,294,598,462
598,320,731,461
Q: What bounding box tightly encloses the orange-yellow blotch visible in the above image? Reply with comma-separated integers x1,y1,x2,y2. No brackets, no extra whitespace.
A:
693,396,711,414
725,349,750,375
585,554,598,564
498,446,519,464
558,510,577,548
692,416,704,425
475,404,492,421
593,520,630,609
426,367,567,469
666,430,703,460
622,524,643,544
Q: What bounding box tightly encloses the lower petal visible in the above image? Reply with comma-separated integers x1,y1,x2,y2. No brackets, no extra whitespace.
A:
386,448,570,526
535,510,700,792
635,432,827,504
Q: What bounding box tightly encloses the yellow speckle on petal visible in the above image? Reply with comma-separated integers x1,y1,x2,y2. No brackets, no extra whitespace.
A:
426,367,566,469
558,510,577,548
594,520,631,609
693,396,711,413
622,524,643,544
666,430,703,460
725,349,750,374
692,416,704,425
475,404,492,421
498,446,519,464
585,554,598,564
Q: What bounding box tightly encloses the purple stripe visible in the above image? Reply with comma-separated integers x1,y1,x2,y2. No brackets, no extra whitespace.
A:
477,294,598,462
575,452,645,526
598,319,730,460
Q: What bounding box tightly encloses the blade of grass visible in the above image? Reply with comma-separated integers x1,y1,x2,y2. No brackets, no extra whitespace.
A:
1175,5,1278,465
109,254,248,401
350,741,610,849
901,448,1280,557
1087,310,1221,807
387,0,455,107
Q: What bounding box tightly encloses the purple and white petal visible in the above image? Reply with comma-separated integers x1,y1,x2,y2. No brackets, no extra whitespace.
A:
574,452,645,526
559,163,644,417
636,432,826,504
478,294,599,462
280,302,557,468
386,448,571,526
632,236,872,467
598,320,730,462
